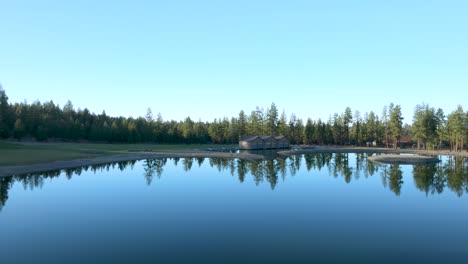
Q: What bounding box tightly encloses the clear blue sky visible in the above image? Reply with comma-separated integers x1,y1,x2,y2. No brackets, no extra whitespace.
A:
1,0,467,123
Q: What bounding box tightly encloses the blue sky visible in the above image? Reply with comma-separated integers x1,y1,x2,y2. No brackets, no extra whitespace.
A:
1,0,467,123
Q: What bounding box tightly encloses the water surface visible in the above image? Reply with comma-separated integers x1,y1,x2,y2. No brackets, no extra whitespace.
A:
0,153,467,263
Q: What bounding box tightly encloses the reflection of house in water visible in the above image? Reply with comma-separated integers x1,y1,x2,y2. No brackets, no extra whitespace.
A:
240,149,284,160
239,136,290,150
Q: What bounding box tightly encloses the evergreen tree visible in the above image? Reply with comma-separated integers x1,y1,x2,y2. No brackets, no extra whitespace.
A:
412,103,438,150
303,118,314,145
266,103,279,136
435,108,447,149
0,86,12,138
382,105,389,148
182,117,194,142
367,111,377,145
228,117,239,143
278,110,288,136
343,107,352,144
248,109,261,135
350,110,362,145
389,104,403,149
208,119,222,144
238,110,247,139
13,119,25,140
447,106,466,152
315,119,325,144
154,113,164,143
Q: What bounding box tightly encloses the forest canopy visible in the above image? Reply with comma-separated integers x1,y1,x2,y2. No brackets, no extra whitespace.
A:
0,87,466,151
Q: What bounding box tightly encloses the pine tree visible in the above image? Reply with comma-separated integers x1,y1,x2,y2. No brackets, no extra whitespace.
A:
266,103,279,136
238,110,247,139
0,86,12,138
389,104,403,149
447,106,465,152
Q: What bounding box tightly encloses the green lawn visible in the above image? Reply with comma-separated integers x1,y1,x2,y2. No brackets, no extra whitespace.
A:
0,141,233,166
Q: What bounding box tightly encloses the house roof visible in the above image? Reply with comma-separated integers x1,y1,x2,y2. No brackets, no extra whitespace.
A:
240,135,289,142
240,136,261,142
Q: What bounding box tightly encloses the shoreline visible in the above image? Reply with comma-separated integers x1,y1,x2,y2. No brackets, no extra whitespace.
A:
367,154,441,164
0,150,265,177
1,146,467,177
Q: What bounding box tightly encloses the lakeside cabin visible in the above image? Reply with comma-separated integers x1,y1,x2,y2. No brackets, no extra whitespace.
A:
239,136,290,150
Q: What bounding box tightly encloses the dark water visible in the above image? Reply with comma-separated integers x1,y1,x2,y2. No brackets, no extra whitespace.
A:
0,153,467,264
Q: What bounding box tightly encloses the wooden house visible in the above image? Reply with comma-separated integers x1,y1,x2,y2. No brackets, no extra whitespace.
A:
239,136,264,150
275,136,290,148
239,135,289,150
260,136,275,149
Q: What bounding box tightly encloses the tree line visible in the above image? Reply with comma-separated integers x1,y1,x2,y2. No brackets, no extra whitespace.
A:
0,86,467,151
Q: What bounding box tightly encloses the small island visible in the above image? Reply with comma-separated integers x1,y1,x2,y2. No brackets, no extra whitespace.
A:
368,154,440,164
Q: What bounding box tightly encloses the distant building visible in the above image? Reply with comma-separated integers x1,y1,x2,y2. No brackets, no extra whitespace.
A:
260,136,276,149
239,136,264,150
275,136,289,148
239,135,290,150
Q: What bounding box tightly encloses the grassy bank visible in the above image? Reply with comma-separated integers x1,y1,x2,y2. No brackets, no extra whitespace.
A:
0,141,231,166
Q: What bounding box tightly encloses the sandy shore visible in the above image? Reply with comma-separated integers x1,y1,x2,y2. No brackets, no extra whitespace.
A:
0,146,466,177
367,154,440,164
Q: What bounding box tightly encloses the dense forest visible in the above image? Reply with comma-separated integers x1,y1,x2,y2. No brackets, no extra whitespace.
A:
0,86,467,151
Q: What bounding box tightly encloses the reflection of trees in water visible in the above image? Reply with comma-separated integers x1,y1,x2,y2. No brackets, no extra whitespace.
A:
266,159,279,189
196,157,205,167
208,158,283,189
445,156,468,197
288,155,301,177
379,156,468,197
209,158,229,173
329,153,351,182
182,157,193,172
355,152,368,180
206,153,378,189
366,157,378,178
144,158,167,185
1,155,467,210
0,177,13,211
236,160,247,183
0,160,138,211
389,164,403,196
381,164,404,195
171,157,179,167
305,153,377,183
413,163,444,195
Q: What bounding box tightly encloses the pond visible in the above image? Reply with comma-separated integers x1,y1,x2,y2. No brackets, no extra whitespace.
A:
0,153,467,263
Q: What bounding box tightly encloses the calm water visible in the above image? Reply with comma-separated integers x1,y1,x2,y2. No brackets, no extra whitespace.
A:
0,153,467,264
